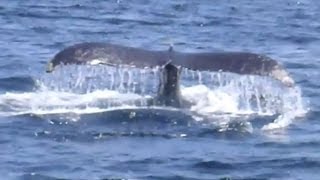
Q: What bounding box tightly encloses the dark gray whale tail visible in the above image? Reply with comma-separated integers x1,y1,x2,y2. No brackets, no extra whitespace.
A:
46,42,294,107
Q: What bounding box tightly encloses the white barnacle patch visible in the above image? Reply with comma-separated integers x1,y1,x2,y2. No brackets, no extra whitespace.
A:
89,59,104,65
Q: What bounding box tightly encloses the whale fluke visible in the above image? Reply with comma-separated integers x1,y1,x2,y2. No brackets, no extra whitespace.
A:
46,42,295,107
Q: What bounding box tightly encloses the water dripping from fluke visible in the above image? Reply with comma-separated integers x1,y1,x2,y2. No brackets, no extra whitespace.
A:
0,65,308,132
180,68,307,131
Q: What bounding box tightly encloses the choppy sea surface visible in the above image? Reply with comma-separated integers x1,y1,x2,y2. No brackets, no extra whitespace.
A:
0,0,319,179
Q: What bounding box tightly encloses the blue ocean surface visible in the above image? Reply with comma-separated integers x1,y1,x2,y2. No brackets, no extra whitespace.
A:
0,0,319,179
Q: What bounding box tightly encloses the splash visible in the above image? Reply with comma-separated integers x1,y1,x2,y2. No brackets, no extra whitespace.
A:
0,89,151,116
180,68,307,130
0,65,160,116
0,65,307,131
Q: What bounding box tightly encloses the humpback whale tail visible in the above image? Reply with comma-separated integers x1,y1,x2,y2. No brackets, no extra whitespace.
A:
46,42,294,107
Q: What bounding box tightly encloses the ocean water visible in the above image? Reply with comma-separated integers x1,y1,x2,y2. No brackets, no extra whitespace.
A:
0,0,319,179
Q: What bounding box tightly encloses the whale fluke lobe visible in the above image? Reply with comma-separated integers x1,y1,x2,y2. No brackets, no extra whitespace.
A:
47,42,170,72
172,52,294,87
46,42,295,107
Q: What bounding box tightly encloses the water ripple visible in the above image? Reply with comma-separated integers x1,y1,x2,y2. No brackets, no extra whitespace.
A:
0,76,36,92
0,0,319,179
